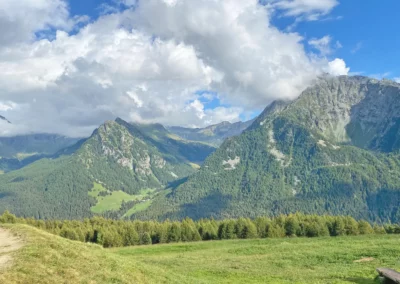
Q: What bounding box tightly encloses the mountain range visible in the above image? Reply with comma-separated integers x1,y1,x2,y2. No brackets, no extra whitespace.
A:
0,119,218,219
0,75,400,222
167,119,255,146
134,75,400,223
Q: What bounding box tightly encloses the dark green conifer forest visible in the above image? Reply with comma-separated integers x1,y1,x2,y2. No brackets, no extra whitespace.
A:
1,211,399,248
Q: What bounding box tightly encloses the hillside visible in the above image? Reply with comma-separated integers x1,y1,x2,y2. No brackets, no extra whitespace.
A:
168,119,254,146
1,224,399,283
137,76,400,222
0,119,215,219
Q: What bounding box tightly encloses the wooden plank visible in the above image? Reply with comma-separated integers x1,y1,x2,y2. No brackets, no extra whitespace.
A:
377,268,400,283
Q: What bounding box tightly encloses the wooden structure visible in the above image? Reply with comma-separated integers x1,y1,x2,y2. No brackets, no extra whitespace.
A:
377,268,400,283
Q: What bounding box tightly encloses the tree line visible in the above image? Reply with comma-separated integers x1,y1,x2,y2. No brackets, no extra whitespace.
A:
1,211,399,248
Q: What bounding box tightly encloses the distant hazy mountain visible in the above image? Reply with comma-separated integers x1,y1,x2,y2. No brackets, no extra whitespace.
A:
136,76,400,223
0,118,215,219
0,133,81,173
167,119,255,146
0,134,80,159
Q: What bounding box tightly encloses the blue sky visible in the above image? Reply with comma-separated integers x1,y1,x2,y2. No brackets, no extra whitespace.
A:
68,0,400,80
1,0,400,135
65,0,400,121
290,0,400,79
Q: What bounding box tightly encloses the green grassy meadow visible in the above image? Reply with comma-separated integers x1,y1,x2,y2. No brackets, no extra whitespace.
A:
89,182,156,214
2,224,400,283
90,191,138,213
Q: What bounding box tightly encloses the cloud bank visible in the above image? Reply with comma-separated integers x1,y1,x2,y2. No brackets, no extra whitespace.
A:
0,0,347,137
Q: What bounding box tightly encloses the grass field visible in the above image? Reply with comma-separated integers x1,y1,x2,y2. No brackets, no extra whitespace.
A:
90,191,139,213
89,182,156,214
1,224,400,283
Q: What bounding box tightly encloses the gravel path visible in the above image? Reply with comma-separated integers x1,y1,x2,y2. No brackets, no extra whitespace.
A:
0,228,22,269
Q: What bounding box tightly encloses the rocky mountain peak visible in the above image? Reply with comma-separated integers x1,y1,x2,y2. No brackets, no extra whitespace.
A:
272,75,400,151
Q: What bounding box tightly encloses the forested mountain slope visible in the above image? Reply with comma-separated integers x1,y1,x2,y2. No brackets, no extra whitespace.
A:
136,76,400,223
0,119,215,219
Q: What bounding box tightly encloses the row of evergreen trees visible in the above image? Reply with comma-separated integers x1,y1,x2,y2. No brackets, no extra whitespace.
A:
1,211,399,248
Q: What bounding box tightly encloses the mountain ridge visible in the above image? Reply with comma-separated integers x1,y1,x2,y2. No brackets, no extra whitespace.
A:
133,75,400,223
1,75,400,222
0,118,215,219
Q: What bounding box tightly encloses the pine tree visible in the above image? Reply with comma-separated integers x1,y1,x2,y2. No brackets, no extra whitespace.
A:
242,221,258,239
140,232,152,245
358,220,373,235
168,222,181,243
332,218,346,236
124,224,140,246
285,216,300,237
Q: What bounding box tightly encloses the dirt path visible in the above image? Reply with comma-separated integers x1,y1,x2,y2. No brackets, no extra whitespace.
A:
0,228,22,270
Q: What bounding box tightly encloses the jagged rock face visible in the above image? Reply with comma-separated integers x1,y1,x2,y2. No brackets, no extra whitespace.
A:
252,100,290,129
97,121,135,169
78,120,177,181
73,118,213,195
285,76,400,152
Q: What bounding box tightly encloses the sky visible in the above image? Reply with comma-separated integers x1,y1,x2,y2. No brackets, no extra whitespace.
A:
0,0,399,137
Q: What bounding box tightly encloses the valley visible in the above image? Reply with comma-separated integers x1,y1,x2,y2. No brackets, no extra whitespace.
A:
1,76,400,223
1,1,398,283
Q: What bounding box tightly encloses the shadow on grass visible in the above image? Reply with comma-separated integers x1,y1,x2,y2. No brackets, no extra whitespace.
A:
159,192,233,220
344,276,380,284
166,177,188,192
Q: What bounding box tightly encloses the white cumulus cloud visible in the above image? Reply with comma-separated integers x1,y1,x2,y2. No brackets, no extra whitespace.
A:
0,0,347,137
0,0,86,45
266,0,339,20
326,58,350,76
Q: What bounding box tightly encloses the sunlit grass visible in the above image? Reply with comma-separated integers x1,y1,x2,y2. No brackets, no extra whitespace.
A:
3,224,399,283
89,182,157,214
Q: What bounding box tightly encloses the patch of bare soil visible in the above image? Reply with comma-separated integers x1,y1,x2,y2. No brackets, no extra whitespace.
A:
0,228,23,269
353,257,375,263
